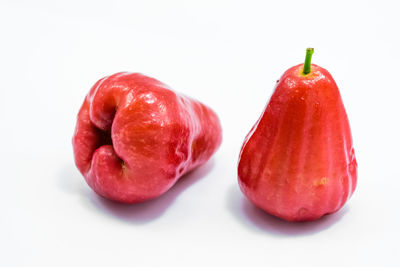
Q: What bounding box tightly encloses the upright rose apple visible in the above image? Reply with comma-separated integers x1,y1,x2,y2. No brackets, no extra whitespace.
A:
238,48,357,221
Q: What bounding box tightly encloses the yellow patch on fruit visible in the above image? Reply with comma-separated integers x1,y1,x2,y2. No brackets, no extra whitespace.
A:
314,177,328,186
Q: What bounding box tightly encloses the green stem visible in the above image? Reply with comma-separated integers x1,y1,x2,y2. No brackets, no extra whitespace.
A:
302,48,314,75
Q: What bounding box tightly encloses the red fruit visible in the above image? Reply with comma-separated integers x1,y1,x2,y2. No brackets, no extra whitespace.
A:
73,72,222,203
238,48,357,222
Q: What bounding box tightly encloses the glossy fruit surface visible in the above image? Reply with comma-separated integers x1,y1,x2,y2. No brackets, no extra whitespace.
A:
73,72,222,203
238,49,357,221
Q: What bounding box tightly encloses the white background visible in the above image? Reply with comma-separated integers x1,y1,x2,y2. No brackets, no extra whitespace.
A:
1,0,399,266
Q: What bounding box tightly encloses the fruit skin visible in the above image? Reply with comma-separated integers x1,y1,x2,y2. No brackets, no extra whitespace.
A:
73,72,222,203
238,63,357,222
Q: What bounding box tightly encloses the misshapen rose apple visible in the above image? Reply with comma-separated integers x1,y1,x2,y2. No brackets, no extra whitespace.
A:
73,72,222,203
